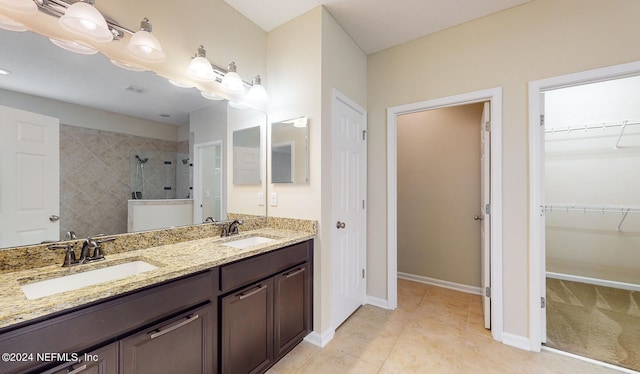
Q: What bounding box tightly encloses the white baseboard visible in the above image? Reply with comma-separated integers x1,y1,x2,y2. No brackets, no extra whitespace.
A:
546,272,640,292
502,332,533,351
304,328,334,348
365,295,392,309
398,272,483,295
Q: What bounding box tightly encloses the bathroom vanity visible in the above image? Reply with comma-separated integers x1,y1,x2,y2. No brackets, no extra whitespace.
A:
0,230,313,374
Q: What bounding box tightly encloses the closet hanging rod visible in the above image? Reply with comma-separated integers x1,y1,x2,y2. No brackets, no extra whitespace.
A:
544,119,640,134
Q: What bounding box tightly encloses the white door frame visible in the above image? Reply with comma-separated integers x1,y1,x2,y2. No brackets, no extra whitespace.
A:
387,87,503,342
528,60,640,351
193,140,224,223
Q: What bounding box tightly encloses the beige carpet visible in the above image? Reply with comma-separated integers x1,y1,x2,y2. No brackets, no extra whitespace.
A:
546,278,640,371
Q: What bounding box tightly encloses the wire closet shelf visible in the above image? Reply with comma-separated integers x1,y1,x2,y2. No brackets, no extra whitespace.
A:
544,203,640,231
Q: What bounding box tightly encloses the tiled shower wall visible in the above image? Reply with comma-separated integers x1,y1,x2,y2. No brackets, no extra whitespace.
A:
60,125,182,239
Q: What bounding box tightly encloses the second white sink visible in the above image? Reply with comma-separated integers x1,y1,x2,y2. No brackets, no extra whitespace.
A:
222,236,275,249
20,260,158,300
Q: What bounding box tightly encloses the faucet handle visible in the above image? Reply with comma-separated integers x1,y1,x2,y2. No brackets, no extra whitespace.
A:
48,243,78,267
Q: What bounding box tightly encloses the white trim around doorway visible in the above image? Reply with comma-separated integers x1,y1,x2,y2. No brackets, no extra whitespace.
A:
528,60,640,352
387,87,504,343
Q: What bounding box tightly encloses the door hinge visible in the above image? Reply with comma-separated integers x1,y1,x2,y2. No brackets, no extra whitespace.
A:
485,121,491,132
485,203,491,215
362,130,367,141
540,205,546,217
541,297,546,308
485,287,491,298
362,269,365,279
540,114,545,126
362,200,365,209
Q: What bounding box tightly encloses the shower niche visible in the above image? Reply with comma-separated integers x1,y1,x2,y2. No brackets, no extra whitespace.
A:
130,150,191,200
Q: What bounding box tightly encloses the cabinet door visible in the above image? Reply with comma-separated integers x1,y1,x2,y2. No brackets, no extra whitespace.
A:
274,263,311,359
120,303,214,374
40,343,118,374
221,278,273,374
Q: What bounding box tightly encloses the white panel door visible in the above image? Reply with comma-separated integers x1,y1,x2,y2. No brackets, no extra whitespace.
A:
480,101,491,330
0,105,59,247
332,91,367,329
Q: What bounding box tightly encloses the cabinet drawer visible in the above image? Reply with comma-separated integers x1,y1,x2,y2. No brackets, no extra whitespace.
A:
120,303,215,374
0,270,215,374
220,241,311,293
40,343,118,374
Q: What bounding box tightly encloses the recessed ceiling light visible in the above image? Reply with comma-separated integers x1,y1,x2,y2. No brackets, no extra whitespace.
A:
0,68,11,75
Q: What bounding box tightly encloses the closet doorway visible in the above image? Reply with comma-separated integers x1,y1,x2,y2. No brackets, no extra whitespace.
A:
387,88,504,342
529,64,640,371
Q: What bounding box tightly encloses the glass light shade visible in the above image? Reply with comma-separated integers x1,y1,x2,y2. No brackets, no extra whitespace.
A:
186,56,215,82
0,14,27,32
228,101,248,109
0,0,37,14
248,83,268,103
221,71,244,93
169,79,194,88
49,38,98,55
59,1,113,43
201,91,224,101
127,30,165,63
110,59,147,72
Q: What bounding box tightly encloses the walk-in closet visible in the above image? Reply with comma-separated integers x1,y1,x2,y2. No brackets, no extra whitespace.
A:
543,75,640,371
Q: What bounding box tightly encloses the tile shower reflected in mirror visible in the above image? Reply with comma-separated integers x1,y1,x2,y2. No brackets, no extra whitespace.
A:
129,151,191,200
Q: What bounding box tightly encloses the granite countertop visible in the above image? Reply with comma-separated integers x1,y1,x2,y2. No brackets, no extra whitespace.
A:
0,228,314,330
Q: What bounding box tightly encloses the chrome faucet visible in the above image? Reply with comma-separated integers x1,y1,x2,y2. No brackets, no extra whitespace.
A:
228,220,243,236
78,236,116,264
213,219,244,237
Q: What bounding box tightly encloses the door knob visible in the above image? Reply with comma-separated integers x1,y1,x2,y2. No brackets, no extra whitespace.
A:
336,221,346,229
49,215,60,222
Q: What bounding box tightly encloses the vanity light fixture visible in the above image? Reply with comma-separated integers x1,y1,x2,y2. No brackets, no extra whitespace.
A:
220,61,245,94
59,0,113,43
0,0,37,14
0,13,27,32
126,18,165,63
186,45,216,82
248,75,268,103
49,38,98,55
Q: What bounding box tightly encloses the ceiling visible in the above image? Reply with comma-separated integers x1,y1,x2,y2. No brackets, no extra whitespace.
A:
224,0,531,54
0,1,532,127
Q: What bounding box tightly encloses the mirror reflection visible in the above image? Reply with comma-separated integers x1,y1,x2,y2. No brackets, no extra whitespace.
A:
233,126,262,185
271,117,309,184
0,29,267,249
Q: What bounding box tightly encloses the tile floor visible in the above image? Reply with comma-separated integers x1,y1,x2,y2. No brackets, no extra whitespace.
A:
267,278,624,374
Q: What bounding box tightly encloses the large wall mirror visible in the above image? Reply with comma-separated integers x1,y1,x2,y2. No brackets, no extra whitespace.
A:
0,28,267,249
270,117,309,184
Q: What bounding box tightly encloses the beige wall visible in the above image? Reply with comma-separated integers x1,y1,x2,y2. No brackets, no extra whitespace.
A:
397,104,483,287
367,0,640,338
266,7,367,335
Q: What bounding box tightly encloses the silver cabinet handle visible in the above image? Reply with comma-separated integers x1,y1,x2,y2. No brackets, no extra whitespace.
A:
66,364,88,374
238,284,266,300
284,267,305,278
336,221,346,229
150,314,199,339
49,215,60,222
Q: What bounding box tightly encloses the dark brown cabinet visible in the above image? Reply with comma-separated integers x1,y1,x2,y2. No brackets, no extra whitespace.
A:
120,303,215,374
220,240,313,374
41,343,118,374
221,279,274,374
274,262,311,359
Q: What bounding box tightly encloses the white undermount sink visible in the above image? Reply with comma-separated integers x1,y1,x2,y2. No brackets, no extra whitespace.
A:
20,260,158,300
222,236,275,249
